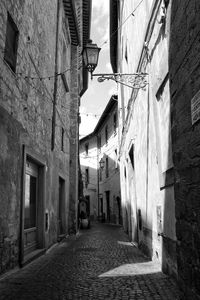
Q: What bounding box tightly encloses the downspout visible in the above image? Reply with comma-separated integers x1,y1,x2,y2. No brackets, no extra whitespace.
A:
97,135,100,220
146,82,150,223
51,0,61,150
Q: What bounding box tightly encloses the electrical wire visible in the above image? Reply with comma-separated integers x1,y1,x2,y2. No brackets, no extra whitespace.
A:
17,68,71,81
100,0,145,48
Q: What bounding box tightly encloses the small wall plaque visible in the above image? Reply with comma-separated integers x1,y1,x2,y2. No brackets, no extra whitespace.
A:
191,90,200,125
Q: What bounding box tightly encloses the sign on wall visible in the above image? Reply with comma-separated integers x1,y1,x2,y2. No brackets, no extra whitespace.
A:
191,90,200,125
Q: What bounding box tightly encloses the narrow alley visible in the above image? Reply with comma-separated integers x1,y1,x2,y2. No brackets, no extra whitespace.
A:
0,223,180,300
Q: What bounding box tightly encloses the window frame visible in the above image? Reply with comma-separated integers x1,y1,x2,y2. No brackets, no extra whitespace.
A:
106,157,109,178
4,12,19,73
61,127,64,152
105,126,108,145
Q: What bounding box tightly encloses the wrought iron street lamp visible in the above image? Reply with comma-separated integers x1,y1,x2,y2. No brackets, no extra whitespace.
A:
99,158,105,169
82,40,148,89
82,40,101,77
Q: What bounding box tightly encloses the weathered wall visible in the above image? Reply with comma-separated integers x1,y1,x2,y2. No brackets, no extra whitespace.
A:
0,107,24,273
170,0,200,298
79,135,98,220
0,0,79,275
79,99,121,224
69,44,79,233
98,103,121,224
118,0,177,278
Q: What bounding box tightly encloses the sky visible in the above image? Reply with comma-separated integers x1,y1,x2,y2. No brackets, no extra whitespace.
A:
79,0,117,138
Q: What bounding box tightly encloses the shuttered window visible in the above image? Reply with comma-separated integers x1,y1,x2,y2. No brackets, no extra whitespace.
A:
4,12,19,72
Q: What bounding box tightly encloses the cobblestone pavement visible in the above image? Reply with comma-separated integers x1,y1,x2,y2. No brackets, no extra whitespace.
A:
0,223,180,300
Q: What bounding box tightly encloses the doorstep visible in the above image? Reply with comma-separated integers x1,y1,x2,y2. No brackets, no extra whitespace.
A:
21,248,46,267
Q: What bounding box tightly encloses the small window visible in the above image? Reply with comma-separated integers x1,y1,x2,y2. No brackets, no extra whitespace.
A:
61,128,64,151
85,168,89,187
106,157,109,178
164,0,169,8
129,145,134,169
113,113,117,134
4,12,19,72
85,143,89,156
125,43,128,63
61,40,69,92
62,42,67,71
105,126,108,145
115,149,118,169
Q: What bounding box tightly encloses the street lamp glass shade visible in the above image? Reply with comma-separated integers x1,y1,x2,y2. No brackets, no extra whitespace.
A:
82,40,101,74
99,158,104,169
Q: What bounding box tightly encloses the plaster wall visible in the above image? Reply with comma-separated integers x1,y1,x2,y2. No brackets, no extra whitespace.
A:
80,135,98,220
0,0,81,274
118,0,176,277
98,104,121,223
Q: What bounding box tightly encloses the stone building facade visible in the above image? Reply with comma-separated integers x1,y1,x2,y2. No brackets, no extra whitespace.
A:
79,96,121,224
0,0,91,275
79,134,98,221
110,0,176,278
170,1,200,299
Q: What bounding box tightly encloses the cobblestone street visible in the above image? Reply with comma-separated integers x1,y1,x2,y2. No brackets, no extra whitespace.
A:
0,223,180,300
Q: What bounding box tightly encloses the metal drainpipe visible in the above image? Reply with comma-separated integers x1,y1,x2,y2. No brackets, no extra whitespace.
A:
51,0,61,150
146,81,150,223
96,135,100,220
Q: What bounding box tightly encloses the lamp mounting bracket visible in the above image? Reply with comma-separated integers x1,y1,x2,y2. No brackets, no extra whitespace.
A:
92,73,148,89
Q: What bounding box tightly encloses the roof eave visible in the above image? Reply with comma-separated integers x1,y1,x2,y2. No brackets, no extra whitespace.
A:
63,0,80,46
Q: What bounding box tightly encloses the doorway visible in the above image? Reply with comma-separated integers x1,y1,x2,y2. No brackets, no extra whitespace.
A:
24,160,38,256
58,177,65,235
21,149,45,265
106,191,110,222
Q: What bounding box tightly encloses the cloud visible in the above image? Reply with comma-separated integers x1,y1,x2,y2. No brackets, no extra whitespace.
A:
79,114,98,136
91,0,109,46
92,0,108,16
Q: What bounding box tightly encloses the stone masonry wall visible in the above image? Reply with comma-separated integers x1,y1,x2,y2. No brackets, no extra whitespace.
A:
69,44,79,233
0,0,73,275
170,0,200,298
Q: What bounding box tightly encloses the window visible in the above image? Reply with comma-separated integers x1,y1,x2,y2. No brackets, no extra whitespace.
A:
125,43,128,63
61,39,69,92
106,157,109,178
129,145,134,169
4,12,19,72
115,149,118,169
85,168,89,187
85,143,89,156
62,41,67,71
61,127,64,151
24,161,38,229
105,126,108,145
25,172,37,229
164,0,169,8
113,113,117,134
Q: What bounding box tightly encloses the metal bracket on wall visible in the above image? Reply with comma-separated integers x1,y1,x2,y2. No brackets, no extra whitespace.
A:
92,73,148,90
